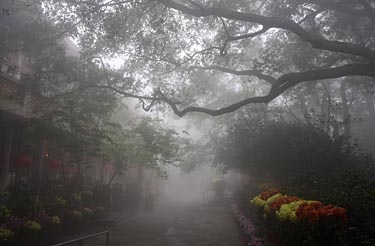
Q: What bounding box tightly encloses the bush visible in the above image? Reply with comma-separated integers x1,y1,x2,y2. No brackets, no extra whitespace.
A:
284,169,375,246
214,121,370,183
218,121,375,245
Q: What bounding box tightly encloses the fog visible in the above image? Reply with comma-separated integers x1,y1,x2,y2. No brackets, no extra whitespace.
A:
162,165,218,204
1,0,375,245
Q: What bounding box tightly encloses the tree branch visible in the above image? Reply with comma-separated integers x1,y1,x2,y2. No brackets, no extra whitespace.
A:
158,0,375,61
160,46,221,74
189,65,276,84
306,0,375,23
154,63,375,117
39,63,375,117
220,24,269,55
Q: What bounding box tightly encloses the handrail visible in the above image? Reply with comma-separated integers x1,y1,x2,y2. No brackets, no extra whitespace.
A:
51,230,110,246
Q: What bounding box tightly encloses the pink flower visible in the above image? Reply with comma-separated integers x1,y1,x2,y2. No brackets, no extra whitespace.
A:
231,202,263,246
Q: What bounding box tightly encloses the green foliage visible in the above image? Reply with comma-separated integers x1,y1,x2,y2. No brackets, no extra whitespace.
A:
4,182,41,216
284,169,375,246
220,118,375,246
27,0,374,119
177,140,210,173
213,121,367,182
0,177,108,245
261,215,347,246
102,117,181,182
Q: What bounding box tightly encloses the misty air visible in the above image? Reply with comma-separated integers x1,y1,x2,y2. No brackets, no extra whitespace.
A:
1,0,375,246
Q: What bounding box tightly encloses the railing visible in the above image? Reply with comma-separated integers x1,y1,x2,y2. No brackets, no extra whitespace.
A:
51,230,110,246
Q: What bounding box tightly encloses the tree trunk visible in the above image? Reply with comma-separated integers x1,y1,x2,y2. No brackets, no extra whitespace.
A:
320,82,332,134
366,91,375,149
340,81,351,137
36,138,47,184
101,161,105,184
107,171,118,187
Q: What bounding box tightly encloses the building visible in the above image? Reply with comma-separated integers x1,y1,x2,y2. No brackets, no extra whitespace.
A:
0,2,80,191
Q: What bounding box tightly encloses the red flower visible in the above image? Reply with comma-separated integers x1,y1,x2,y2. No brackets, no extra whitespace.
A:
270,196,300,210
296,202,347,224
260,188,281,200
333,207,347,223
317,208,330,217
306,210,319,223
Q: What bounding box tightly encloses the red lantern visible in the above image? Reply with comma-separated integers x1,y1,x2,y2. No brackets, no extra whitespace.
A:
47,159,62,170
15,155,32,168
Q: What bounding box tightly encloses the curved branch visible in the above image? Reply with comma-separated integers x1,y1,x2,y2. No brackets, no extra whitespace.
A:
43,63,375,117
90,84,172,102
157,63,375,117
297,8,324,25
276,63,375,91
189,65,276,84
159,0,375,61
220,25,269,55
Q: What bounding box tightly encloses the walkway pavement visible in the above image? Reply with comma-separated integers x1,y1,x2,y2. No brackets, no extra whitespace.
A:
83,199,245,246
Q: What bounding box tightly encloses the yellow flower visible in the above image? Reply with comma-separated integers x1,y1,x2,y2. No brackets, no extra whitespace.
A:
51,216,61,225
289,212,298,222
72,193,82,202
266,193,283,204
251,196,266,207
27,221,41,231
0,227,13,240
276,200,306,222
264,193,283,213
54,196,67,206
0,205,11,219
71,210,83,218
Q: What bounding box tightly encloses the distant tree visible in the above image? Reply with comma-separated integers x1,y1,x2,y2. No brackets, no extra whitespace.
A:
103,117,181,186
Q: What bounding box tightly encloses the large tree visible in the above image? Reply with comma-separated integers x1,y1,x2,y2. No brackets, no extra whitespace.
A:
36,0,375,117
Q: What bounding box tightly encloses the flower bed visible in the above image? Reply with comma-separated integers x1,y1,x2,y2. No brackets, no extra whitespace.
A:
231,202,262,246
251,188,348,245
251,188,347,224
0,189,106,245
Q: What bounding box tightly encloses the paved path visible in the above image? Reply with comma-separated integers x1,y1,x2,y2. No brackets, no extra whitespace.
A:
84,200,245,246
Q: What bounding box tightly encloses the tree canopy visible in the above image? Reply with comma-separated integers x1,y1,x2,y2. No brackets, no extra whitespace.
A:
35,0,375,117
